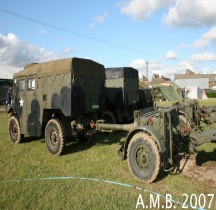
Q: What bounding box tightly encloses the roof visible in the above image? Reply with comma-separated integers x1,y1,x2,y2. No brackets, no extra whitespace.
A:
151,73,171,83
174,74,216,81
105,67,138,79
14,57,105,79
139,80,151,88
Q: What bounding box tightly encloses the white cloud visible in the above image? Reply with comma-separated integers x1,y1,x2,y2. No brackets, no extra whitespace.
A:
178,27,216,50
120,0,171,21
88,12,109,30
35,29,48,36
129,58,150,79
64,47,73,54
201,27,216,41
0,63,20,79
192,39,209,48
0,33,61,68
179,60,195,71
165,50,177,60
129,58,201,81
163,0,216,27
190,52,216,62
201,67,216,74
129,58,162,79
193,27,216,48
130,58,146,69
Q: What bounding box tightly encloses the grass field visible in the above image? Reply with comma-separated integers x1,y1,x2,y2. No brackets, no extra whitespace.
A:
198,98,216,106
1,101,216,209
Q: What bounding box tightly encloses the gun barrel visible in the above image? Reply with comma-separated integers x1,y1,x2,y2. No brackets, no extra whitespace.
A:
190,129,216,146
96,120,137,132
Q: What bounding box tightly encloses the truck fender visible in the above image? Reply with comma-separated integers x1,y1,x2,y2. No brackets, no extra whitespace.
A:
122,125,169,169
7,107,19,119
7,107,14,116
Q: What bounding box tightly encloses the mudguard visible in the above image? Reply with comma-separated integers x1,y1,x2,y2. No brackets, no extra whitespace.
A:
7,107,14,115
122,125,169,169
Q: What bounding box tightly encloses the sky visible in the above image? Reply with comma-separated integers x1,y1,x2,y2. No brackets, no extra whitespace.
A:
0,0,216,80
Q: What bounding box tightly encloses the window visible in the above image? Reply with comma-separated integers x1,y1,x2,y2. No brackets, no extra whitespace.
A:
18,80,25,91
28,78,36,90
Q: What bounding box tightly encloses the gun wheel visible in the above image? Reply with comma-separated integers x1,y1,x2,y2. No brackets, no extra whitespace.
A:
45,118,66,156
8,115,23,144
127,131,161,183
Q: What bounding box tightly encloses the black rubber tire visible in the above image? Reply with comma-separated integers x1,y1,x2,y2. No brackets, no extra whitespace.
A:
45,118,66,156
101,111,116,124
8,115,23,144
127,132,161,183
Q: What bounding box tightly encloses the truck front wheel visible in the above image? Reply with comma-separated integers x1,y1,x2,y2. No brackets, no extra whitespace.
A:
127,132,161,183
45,118,66,156
8,115,23,144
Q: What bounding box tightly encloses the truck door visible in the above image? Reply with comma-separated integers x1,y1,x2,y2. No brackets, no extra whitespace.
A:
26,77,39,136
16,79,27,134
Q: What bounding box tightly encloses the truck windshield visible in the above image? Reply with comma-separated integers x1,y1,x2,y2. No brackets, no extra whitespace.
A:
28,78,35,90
18,80,25,91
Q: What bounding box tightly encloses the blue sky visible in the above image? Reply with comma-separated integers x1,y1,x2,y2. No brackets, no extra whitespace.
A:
1,0,216,79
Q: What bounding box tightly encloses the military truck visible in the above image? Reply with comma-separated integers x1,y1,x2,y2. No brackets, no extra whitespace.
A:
102,67,140,123
8,57,216,183
8,57,106,155
138,87,153,108
8,58,153,156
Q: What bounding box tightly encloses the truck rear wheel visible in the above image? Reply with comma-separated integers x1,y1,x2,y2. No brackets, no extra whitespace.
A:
101,111,116,124
8,115,23,144
45,118,66,156
127,132,161,183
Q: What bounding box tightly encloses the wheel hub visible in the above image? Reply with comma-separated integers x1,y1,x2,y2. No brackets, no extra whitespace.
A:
50,130,57,145
12,123,18,137
135,146,151,169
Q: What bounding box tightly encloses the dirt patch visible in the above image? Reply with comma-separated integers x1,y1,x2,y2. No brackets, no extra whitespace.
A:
0,107,7,113
180,153,216,187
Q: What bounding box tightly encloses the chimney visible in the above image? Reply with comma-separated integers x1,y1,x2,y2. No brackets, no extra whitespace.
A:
146,61,148,81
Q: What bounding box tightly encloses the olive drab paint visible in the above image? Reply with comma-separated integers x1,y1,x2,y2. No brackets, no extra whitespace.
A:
12,57,106,136
104,67,141,123
7,57,216,183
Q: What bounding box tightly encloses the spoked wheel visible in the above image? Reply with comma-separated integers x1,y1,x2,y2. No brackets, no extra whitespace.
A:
8,115,23,144
45,118,66,156
127,132,161,183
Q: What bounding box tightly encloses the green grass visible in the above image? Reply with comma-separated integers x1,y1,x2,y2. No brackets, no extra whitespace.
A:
198,98,216,106
1,110,216,209
205,92,216,98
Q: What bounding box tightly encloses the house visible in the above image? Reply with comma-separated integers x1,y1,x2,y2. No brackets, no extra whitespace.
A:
174,69,216,89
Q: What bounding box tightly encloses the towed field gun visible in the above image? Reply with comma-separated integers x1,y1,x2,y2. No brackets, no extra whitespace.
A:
7,57,216,183
95,100,216,182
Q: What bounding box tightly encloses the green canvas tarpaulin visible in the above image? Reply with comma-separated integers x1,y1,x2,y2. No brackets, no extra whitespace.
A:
159,86,182,101
14,57,105,78
105,67,139,106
